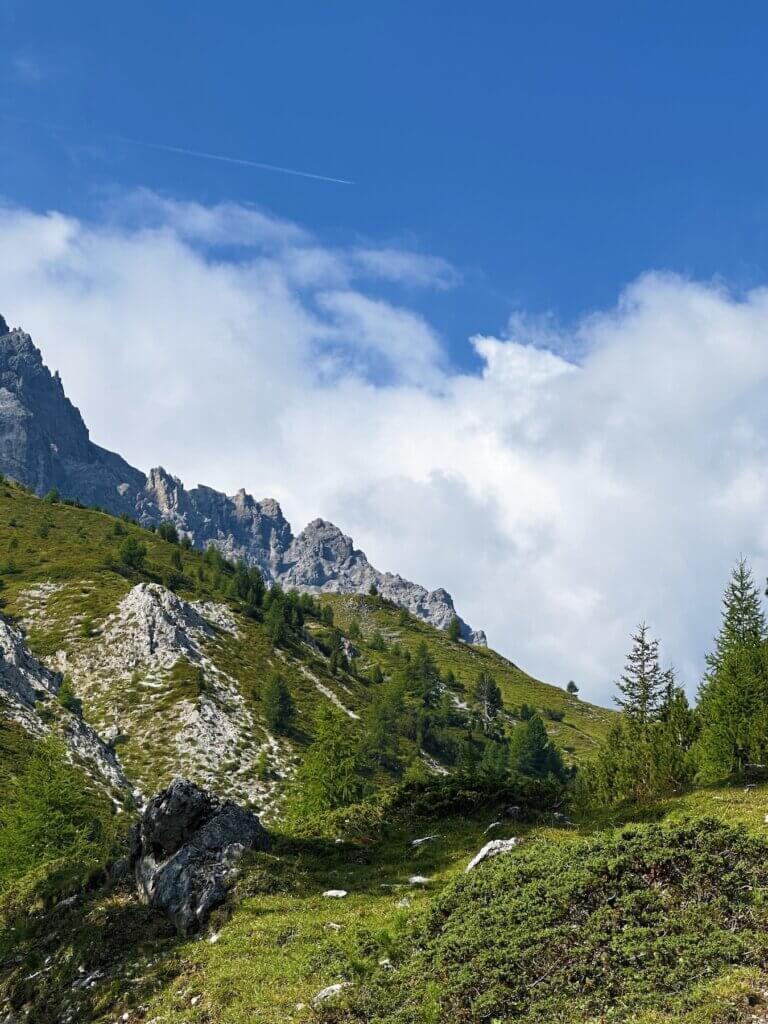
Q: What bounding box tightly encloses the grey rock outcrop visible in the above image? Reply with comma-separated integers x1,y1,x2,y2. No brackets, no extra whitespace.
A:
0,324,144,512
130,777,269,935
0,319,486,644
0,613,131,796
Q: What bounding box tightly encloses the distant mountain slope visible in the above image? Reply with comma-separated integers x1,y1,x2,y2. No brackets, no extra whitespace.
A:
0,317,485,642
0,483,610,809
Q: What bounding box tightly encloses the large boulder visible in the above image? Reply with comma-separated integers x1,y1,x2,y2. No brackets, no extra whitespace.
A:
130,778,269,935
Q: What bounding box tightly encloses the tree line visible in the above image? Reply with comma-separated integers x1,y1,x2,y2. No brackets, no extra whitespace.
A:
583,557,768,806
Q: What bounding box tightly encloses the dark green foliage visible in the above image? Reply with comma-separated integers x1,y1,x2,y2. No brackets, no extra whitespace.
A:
261,673,295,734
57,675,81,715
335,820,768,1024
509,712,566,780
368,582,379,597
321,604,334,627
348,617,362,641
586,686,699,805
566,679,579,694
697,559,768,782
542,706,565,721
360,679,404,768
0,737,119,889
156,521,179,544
43,488,59,504
232,560,265,617
472,670,502,734
614,622,664,722
398,607,409,626
588,631,699,804
112,519,126,536
403,641,441,708
327,629,349,674
697,642,768,782
265,591,290,646
117,535,147,571
369,663,384,685
170,547,183,571
368,630,386,652
447,615,460,642
708,556,766,674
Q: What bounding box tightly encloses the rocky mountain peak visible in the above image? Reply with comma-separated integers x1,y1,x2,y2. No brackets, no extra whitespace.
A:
0,323,487,644
0,313,9,336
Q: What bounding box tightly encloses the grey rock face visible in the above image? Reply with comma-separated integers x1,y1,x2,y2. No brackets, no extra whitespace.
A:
130,778,269,935
0,326,144,511
0,321,486,644
0,613,131,796
282,520,486,644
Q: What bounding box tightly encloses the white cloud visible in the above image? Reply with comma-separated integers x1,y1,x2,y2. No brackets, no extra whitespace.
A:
352,247,459,290
1,194,768,704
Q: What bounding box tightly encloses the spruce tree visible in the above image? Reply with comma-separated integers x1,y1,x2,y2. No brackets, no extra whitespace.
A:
697,559,768,781
261,673,295,734
447,615,461,642
705,558,766,675
473,670,503,734
265,599,289,646
509,713,566,780
614,623,664,723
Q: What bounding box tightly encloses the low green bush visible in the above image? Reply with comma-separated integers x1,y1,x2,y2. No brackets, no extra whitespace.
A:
331,818,768,1023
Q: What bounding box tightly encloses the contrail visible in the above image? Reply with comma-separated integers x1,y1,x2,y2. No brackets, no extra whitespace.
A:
0,112,355,185
110,134,355,185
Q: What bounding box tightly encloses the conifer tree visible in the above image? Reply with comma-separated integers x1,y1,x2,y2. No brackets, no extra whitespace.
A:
360,679,403,767
265,599,289,646
509,713,566,780
705,558,766,675
614,623,664,723
473,670,503,734
447,615,461,642
478,739,510,786
0,737,117,885
290,705,362,815
697,559,768,781
261,673,295,734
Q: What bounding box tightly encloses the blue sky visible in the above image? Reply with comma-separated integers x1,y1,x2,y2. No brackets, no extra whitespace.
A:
5,2,768,370
6,3,768,697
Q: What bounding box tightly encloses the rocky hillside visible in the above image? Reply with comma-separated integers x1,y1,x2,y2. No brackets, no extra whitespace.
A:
0,317,485,642
0,480,609,814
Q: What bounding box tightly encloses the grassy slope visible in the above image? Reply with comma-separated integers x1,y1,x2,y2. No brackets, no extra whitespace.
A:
0,482,610,800
5,781,768,1024
323,592,612,761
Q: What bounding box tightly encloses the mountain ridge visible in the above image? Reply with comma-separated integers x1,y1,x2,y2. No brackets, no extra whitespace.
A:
0,318,486,644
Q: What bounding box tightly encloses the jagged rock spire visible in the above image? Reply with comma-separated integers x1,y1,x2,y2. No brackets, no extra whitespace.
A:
0,314,9,336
